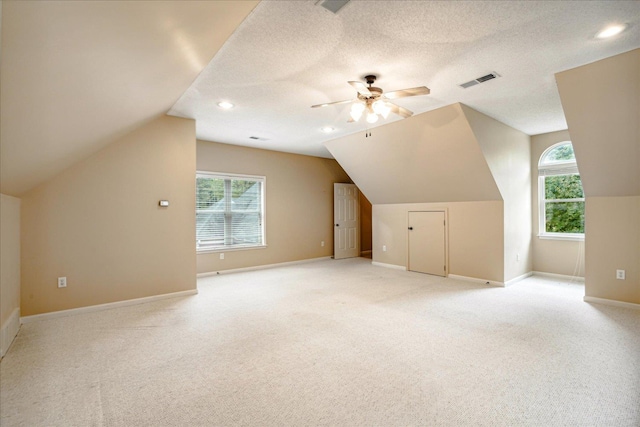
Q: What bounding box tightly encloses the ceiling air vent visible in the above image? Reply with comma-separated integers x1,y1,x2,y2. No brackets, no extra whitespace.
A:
316,0,350,14
249,136,270,141
459,72,501,89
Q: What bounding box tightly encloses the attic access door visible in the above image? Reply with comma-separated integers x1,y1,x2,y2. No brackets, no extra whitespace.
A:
408,211,447,276
334,183,360,259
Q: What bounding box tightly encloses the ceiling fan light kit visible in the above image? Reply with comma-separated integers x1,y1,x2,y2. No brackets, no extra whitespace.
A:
349,102,365,121
312,74,430,124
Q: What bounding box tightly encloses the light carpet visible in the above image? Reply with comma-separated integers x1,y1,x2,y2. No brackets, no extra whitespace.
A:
1,258,639,426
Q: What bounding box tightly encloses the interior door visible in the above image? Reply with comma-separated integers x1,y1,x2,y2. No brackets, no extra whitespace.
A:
408,211,446,276
334,183,360,259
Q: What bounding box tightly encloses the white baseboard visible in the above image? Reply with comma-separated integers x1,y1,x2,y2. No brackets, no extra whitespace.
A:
504,272,533,287
584,296,640,311
447,274,505,287
197,256,332,277
1,308,21,358
371,261,407,271
21,289,198,324
533,271,585,282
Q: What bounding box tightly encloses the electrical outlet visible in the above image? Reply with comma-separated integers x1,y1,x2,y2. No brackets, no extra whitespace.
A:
383,245,387,252
321,241,325,247
516,253,520,261
616,269,625,280
58,277,67,288
220,253,225,260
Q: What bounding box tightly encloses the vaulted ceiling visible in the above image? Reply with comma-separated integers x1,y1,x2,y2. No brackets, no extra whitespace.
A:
0,1,259,195
2,0,639,196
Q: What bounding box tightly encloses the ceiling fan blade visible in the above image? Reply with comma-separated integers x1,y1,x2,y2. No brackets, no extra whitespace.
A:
387,102,413,118
311,99,353,108
384,86,430,100
348,81,372,96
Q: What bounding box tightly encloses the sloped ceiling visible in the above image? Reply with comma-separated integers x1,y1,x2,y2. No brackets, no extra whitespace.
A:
324,103,502,205
2,1,639,197
169,0,640,157
461,104,531,203
0,1,259,196
556,49,640,197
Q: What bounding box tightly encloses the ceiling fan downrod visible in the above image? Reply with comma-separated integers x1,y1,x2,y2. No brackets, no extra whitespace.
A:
364,75,377,86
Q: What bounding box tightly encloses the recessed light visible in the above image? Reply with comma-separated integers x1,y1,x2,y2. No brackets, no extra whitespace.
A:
321,126,335,133
596,24,627,39
217,101,234,109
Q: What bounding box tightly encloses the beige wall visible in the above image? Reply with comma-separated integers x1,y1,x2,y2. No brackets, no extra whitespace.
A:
1,193,21,355
373,202,504,282
359,192,372,252
0,194,20,324
21,115,196,316
1,1,259,196
556,50,639,304
461,105,532,281
196,141,350,273
556,49,639,197
324,103,501,204
585,196,639,304
326,103,530,283
530,130,585,277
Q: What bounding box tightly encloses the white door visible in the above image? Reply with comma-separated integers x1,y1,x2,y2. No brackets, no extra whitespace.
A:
334,183,360,259
408,211,446,276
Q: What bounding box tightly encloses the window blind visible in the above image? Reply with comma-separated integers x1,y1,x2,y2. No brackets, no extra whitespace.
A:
196,173,265,250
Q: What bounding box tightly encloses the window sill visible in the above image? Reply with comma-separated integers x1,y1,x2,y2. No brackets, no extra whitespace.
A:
538,234,584,242
197,245,267,254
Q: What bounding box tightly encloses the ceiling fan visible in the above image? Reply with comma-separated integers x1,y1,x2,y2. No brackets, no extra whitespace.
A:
311,75,430,123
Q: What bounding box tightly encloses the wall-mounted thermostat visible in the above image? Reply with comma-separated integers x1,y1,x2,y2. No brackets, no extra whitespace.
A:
159,200,169,207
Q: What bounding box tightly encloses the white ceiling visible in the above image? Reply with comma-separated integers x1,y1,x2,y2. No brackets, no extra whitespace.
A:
2,1,639,195
169,0,640,158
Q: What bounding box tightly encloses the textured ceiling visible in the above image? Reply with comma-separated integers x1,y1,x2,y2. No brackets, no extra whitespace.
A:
2,1,639,195
169,0,640,158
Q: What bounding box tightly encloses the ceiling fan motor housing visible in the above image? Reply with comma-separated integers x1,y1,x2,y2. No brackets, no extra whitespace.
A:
359,85,383,103
359,75,383,103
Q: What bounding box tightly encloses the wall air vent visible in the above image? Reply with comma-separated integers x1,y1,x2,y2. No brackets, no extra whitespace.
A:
459,72,501,89
316,0,350,14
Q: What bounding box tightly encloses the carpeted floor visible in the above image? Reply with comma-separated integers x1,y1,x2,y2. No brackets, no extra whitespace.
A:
1,257,639,426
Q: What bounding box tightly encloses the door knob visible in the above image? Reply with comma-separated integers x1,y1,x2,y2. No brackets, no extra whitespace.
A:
335,224,339,227
408,227,413,230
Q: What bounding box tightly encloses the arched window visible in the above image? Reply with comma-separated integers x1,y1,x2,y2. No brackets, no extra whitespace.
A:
538,142,584,239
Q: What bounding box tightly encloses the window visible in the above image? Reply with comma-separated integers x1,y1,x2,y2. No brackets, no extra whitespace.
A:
538,142,584,240
196,172,265,251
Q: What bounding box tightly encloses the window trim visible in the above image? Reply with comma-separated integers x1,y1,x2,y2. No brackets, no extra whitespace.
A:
196,171,267,253
537,141,585,241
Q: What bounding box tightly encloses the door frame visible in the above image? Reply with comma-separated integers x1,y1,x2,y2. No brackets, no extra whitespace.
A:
407,209,449,276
